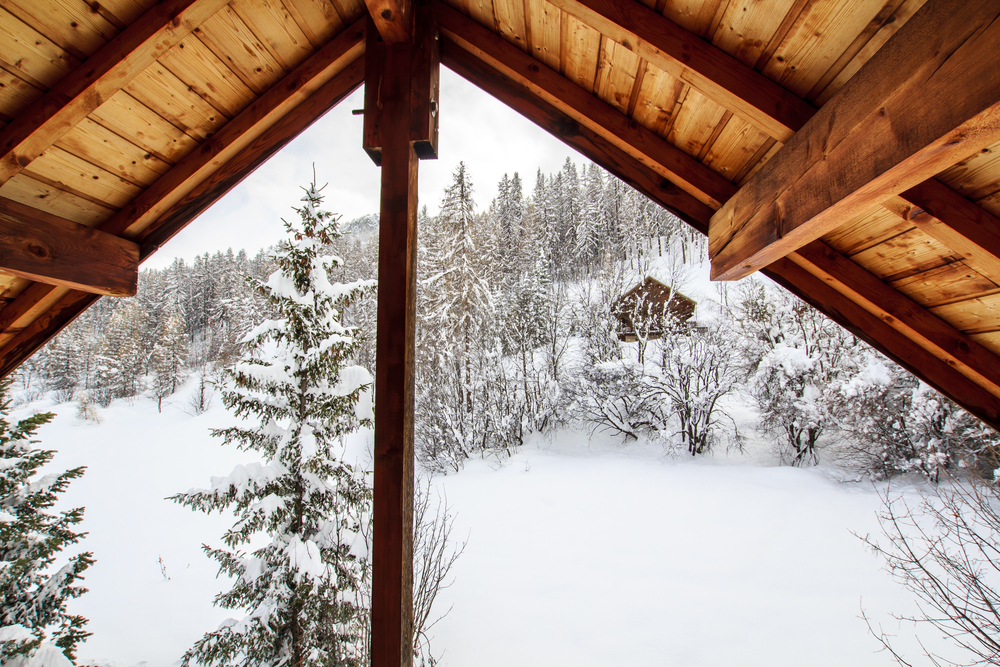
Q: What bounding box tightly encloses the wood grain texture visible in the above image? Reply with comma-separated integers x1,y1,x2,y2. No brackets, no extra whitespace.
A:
132,56,364,258
0,196,137,295
371,28,418,667
792,240,1000,399
436,0,735,209
102,17,365,239
710,0,1000,281
899,179,1000,284
365,0,412,42
441,39,715,228
547,0,815,141
0,0,231,185
0,288,97,380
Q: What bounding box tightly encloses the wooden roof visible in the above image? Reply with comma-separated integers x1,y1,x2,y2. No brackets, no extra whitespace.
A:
0,0,999,432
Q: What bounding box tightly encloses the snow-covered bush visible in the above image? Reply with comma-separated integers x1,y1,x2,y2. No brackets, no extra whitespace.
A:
648,325,742,456
840,364,1000,482
735,281,857,466
171,178,376,666
0,383,92,663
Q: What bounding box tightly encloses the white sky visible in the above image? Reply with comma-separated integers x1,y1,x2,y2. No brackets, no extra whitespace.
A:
143,68,586,270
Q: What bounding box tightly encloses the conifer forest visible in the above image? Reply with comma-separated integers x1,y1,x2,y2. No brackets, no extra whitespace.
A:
7,159,1000,667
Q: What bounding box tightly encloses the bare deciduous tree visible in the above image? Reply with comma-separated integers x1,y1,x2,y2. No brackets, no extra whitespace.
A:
862,479,1000,666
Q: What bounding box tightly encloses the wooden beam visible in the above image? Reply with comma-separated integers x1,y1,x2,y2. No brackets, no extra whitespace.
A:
709,0,1000,281
434,0,735,210
364,2,439,166
371,25,423,667
791,240,1000,399
0,0,230,186
0,290,99,381
365,0,413,43
896,180,1000,285
441,39,1000,432
765,258,1000,432
545,0,814,142
0,50,365,380
100,18,366,241
134,58,365,257
0,198,138,296
440,39,715,230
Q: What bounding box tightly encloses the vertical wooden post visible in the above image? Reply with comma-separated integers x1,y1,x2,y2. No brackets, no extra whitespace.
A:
371,41,417,667
369,1,437,664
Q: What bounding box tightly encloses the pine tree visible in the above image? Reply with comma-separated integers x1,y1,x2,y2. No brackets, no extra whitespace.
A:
171,177,376,667
0,381,92,663
150,303,189,412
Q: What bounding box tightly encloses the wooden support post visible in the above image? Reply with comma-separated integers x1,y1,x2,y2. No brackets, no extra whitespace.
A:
370,3,435,666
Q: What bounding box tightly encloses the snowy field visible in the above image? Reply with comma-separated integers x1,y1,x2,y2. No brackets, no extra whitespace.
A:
18,380,940,667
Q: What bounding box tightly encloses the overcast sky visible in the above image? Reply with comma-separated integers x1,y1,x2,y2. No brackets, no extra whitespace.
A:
143,69,586,270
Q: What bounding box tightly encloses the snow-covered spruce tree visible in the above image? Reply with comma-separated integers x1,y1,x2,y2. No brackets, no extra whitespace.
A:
0,381,92,664
171,179,376,667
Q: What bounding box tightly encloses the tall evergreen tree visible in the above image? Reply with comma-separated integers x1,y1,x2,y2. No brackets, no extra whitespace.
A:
171,179,376,667
0,382,92,663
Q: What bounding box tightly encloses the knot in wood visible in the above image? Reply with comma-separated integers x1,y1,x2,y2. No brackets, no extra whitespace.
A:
26,244,48,259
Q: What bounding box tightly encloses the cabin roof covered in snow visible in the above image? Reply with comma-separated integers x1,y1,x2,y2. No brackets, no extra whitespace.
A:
0,0,999,433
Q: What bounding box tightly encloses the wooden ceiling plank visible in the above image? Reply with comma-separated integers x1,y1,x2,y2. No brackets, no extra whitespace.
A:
102,17,365,240
88,91,199,164
158,35,257,119
0,68,43,122
0,0,117,59
132,51,364,257
524,0,560,71
545,0,815,142
124,64,230,142
440,38,715,229
0,0,230,187
24,146,143,208
195,7,289,95
365,0,412,43
892,262,1000,309
55,117,173,186
0,173,117,226
436,0,735,209
0,196,138,296
231,0,315,72
709,0,1000,282
283,0,348,47
559,13,599,91
0,6,80,88
897,179,1000,285
0,36,364,385
792,240,1000,399
442,36,1000,430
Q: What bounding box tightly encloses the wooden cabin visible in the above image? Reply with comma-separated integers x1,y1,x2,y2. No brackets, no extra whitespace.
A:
614,276,695,342
0,0,999,663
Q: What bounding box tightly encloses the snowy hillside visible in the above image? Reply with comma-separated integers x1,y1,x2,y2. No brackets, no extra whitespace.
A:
15,377,939,667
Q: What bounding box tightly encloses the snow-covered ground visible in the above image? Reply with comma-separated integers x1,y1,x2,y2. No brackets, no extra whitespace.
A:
17,378,940,667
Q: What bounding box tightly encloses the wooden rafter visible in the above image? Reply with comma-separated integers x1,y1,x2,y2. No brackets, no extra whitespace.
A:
0,0,231,186
440,39,1000,431
0,197,138,296
100,17,367,241
896,180,1000,285
545,0,815,142
709,0,1000,281
0,53,366,380
434,0,735,210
